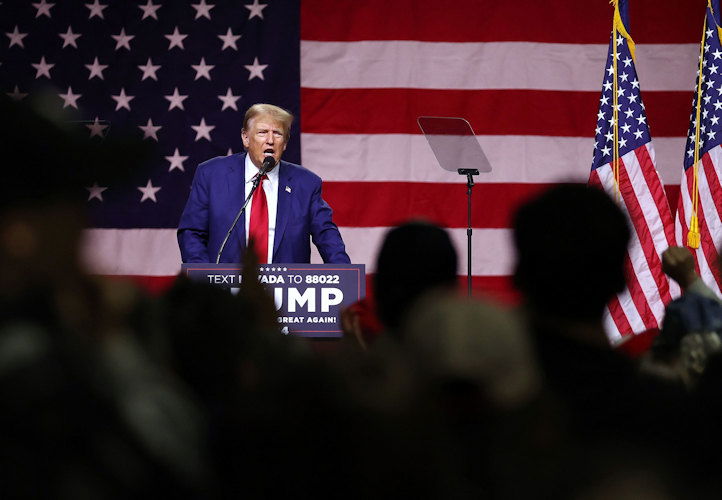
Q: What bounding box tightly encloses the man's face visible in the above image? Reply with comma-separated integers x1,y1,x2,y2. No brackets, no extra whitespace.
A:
241,114,288,169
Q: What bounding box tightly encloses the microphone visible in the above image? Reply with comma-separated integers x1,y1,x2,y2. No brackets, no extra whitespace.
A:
259,155,276,176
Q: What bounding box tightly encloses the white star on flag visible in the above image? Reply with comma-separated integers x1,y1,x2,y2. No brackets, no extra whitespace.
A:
112,28,134,50
191,57,214,80
244,57,268,80
165,27,188,50
32,56,54,79
59,26,81,48
138,0,161,20
218,28,241,50
111,88,134,111
138,58,161,81
138,179,161,203
165,148,188,172
165,88,188,110
218,87,241,111
6,85,28,101
191,118,215,141
86,117,108,137
32,0,55,18
85,0,107,20
6,26,28,48
59,86,81,108
85,57,108,80
139,118,162,141
191,0,215,20
245,0,267,20
86,182,108,201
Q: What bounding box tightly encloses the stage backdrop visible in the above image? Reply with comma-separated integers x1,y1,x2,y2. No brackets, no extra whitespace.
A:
0,0,705,302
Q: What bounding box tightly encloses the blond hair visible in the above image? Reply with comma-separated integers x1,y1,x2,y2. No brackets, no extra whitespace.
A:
242,103,294,140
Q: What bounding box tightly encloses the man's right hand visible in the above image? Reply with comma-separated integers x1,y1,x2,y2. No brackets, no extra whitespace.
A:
662,246,699,289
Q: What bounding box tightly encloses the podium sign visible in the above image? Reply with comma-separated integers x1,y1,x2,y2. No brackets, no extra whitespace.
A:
180,263,365,338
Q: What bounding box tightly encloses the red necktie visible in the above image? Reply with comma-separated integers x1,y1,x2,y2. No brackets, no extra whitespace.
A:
249,174,269,263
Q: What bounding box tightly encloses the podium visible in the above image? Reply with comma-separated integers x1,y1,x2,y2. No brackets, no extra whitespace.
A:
180,263,365,338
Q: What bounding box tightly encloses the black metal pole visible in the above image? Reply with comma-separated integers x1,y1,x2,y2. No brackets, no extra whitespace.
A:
458,168,478,297
466,172,473,297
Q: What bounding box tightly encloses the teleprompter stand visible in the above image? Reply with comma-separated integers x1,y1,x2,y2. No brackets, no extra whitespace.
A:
459,168,479,297
418,117,492,297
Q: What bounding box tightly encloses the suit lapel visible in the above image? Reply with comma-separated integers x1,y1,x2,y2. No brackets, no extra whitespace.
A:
273,161,292,262
228,154,246,260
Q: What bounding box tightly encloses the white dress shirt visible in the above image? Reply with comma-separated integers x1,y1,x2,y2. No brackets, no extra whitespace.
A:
244,154,279,263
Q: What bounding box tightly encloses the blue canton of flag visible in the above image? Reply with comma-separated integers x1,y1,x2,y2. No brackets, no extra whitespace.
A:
591,32,649,171
683,6,722,169
0,0,300,231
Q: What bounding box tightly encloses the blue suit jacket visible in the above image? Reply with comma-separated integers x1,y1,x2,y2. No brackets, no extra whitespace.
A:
177,153,350,264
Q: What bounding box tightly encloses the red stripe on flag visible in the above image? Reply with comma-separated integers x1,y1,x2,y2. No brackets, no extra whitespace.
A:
302,88,692,137
665,185,681,216
463,276,521,305
588,169,603,189
702,153,722,228
678,167,697,272
300,0,701,44
607,294,634,337
103,275,178,296
324,181,554,228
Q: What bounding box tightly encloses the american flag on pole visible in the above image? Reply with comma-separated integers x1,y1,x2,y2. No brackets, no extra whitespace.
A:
588,0,678,341
0,0,706,304
676,0,722,296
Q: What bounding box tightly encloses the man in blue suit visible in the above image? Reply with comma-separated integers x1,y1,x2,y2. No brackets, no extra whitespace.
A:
178,103,350,264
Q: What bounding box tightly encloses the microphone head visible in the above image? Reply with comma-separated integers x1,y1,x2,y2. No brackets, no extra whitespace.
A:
261,155,276,172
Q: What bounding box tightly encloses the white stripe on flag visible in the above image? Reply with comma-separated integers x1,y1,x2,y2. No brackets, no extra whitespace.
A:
312,227,515,275
304,133,686,185
301,41,697,91
84,227,515,277
82,229,182,276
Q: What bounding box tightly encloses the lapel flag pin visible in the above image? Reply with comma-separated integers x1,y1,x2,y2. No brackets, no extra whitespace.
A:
285,186,291,193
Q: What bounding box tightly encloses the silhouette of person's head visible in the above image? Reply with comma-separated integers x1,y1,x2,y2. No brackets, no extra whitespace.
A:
512,184,630,321
374,221,458,333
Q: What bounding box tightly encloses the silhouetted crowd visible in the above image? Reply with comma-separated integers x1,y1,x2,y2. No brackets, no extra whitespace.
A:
4,97,722,499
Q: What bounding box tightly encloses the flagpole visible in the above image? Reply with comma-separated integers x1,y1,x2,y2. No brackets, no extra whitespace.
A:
688,3,713,249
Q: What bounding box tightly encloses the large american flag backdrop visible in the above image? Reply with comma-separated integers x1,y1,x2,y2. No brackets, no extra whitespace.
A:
0,1,712,325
